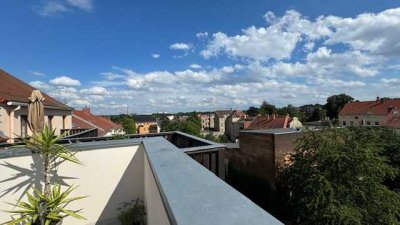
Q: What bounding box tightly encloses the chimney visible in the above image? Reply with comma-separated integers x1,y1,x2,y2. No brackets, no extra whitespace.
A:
376,96,380,101
267,114,270,119
83,107,91,114
273,114,276,120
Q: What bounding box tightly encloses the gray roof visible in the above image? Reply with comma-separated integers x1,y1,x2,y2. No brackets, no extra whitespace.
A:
132,115,157,123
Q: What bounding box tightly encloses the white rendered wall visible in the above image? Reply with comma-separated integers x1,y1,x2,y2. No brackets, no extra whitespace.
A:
0,145,143,225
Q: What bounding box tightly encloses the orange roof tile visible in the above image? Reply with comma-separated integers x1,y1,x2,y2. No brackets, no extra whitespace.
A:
339,99,400,116
247,115,290,130
72,108,122,136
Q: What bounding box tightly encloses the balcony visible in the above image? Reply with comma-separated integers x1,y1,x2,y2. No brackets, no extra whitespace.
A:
0,132,282,225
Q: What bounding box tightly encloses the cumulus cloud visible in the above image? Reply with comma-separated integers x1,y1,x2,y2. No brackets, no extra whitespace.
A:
49,76,81,86
201,8,400,61
169,43,192,51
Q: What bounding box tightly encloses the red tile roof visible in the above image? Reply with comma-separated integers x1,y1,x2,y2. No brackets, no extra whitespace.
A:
339,99,400,116
0,69,72,110
72,108,122,136
381,109,400,128
247,114,290,130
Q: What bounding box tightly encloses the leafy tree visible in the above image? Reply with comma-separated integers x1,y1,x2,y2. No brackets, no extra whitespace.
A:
324,94,354,119
260,101,277,115
160,112,201,136
279,128,400,225
121,116,137,134
277,104,305,121
246,106,261,116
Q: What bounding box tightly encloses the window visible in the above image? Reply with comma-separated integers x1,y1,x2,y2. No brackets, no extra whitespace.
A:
355,116,359,119
367,121,371,125
375,122,380,126
21,115,28,137
343,121,346,126
48,116,54,130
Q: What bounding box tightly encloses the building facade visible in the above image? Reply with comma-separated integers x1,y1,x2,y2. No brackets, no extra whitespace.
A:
0,69,72,142
133,115,159,134
214,110,232,134
338,98,400,127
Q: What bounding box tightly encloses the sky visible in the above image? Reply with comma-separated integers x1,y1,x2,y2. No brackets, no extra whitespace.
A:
1,0,400,114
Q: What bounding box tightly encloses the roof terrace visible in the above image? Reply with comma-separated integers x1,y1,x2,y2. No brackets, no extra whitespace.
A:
0,132,282,225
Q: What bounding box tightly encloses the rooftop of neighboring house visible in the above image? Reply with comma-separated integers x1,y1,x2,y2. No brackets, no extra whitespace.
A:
132,115,157,123
230,109,246,118
0,69,72,110
381,108,400,128
215,110,232,118
73,107,122,136
339,98,400,116
246,114,291,130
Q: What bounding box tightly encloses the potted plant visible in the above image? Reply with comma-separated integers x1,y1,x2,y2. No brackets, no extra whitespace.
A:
2,125,87,225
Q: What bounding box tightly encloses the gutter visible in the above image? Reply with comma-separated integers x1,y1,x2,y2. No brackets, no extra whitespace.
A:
6,101,73,111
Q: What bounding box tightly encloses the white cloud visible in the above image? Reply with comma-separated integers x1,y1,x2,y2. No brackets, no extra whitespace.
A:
35,0,93,16
80,86,108,95
65,0,92,11
36,1,69,17
169,43,192,51
151,54,160,59
201,8,400,61
29,81,52,90
29,71,46,77
49,76,81,86
196,32,208,39
324,8,400,56
190,64,202,69
380,78,400,86
100,72,125,81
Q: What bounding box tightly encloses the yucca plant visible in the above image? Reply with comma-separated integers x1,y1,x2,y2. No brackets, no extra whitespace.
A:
2,184,87,225
2,125,86,225
24,125,82,198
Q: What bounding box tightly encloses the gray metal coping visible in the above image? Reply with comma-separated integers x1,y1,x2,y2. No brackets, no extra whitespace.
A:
143,136,283,225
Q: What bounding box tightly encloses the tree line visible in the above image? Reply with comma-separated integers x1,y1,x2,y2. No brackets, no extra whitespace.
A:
245,93,354,122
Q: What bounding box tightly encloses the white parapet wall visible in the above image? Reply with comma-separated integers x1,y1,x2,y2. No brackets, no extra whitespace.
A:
0,144,144,225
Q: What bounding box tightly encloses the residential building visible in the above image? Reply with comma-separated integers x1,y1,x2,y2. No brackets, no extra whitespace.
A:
0,69,73,142
214,110,232,134
338,98,400,127
199,113,215,131
0,132,283,225
225,110,246,142
246,114,302,130
133,115,159,134
72,107,124,137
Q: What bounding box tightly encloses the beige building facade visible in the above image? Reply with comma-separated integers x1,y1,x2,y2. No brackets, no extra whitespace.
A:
0,103,72,142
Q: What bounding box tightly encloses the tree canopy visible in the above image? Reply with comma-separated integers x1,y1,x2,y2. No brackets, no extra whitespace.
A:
324,94,354,119
279,128,400,225
110,114,137,134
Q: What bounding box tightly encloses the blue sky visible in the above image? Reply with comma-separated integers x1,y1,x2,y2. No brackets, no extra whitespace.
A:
1,0,400,114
